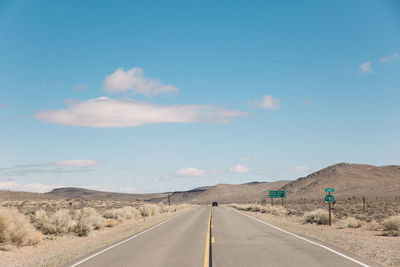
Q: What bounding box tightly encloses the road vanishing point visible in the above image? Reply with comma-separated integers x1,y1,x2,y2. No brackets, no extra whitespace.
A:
68,206,380,267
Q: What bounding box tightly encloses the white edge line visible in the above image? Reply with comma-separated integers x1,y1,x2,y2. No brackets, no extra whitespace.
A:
234,209,371,267
70,212,185,267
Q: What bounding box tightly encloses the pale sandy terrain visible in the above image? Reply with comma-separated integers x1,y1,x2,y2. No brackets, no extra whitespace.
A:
235,208,400,267
0,208,190,267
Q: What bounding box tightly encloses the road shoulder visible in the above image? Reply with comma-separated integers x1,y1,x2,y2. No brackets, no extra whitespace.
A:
230,207,394,267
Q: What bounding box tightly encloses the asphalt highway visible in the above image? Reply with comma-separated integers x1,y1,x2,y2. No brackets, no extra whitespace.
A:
68,206,379,267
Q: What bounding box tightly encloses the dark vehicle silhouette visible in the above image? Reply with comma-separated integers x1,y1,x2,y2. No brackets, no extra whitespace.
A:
212,201,218,207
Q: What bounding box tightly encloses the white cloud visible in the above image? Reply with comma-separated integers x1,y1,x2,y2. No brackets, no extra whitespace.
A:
36,97,246,127
72,84,88,91
103,67,178,96
229,164,251,174
380,53,400,63
241,156,250,161
360,61,373,73
174,168,210,177
256,95,281,110
118,186,137,193
0,178,63,193
55,160,102,167
290,166,310,173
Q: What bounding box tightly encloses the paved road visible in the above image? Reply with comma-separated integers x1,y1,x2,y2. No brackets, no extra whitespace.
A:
68,206,379,267
69,207,209,267
212,207,378,267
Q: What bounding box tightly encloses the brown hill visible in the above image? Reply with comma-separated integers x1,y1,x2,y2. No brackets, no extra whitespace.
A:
1,163,399,203
46,187,169,201
188,181,289,204
280,163,400,200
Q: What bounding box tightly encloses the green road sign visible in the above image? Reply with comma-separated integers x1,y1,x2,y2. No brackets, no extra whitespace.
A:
325,188,335,193
324,194,335,203
269,190,286,198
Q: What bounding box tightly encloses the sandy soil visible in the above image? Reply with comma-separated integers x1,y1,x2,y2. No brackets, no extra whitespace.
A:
0,209,189,267
238,209,400,267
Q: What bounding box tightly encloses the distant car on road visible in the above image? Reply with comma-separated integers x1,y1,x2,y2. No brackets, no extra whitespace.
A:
212,201,218,207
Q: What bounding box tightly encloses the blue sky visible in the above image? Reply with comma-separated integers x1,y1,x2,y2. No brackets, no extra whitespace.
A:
1,0,399,193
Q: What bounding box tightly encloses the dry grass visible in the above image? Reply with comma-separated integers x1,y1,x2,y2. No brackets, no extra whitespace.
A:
0,207,42,247
382,215,400,236
105,219,119,227
34,209,74,235
230,203,287,216
303,209,332,225
363,220,381,231
339,217,362,228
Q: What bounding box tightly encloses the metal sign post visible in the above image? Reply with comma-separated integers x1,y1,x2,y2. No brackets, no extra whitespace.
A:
143,206,146,222
324,189,335,226
328,203,332,226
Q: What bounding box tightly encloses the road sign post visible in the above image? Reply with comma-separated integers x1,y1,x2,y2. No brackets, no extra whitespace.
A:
143,206,146,222
324,189,335,226
329,203,332,226
268,191,286,206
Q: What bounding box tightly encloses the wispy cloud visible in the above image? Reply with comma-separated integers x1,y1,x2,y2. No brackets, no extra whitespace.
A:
241,156,250,161
1,160,102,177
360,61,373,74
380,53,400,63
256,95,281,110
290,166,310,173
103,67,178,96
229,164,251,174
174,167,212,177
55,160,102,167
72,84,88,91
36,97,247,128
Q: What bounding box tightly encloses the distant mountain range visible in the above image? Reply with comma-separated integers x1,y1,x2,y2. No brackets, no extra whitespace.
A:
1,163,399,203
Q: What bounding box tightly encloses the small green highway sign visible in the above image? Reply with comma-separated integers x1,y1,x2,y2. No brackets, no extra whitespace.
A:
268,190,286,198
324,194,335,203
325,188,335,193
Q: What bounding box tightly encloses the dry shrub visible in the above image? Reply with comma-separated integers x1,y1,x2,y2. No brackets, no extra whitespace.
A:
229,203,287,216
77,208,105,230
139,206,152,217
103,209,123,220
303,209,332,225
339,217,361,228
382,215,400,236
261,205,287,216
105,219,119,227
363,220,381,231
34,209,74,235
103,206,141,221
158,203,169,213
230,203,254,212
0,207,41,247
121,207,141,219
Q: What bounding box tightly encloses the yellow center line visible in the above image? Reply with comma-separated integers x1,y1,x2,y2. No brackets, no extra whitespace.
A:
203,208,212,267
